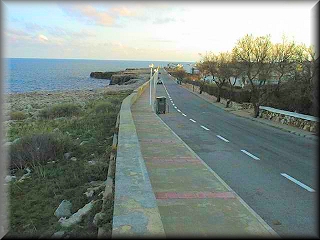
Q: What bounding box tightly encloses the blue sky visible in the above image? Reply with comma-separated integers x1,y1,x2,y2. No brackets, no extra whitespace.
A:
3,1,318,61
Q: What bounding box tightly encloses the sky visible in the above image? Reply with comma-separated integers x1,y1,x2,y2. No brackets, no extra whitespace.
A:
2,1,318,62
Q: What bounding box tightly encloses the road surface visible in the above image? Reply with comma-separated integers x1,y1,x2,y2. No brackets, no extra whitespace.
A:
155,69,318,237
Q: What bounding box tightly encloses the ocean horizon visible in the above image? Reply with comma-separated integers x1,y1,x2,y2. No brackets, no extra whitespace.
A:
4,58,194,94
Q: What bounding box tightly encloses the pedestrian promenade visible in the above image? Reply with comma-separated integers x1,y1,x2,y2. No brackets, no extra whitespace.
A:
131,86,278,237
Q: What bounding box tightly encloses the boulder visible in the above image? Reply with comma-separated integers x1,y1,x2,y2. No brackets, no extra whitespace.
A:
54,200,72,218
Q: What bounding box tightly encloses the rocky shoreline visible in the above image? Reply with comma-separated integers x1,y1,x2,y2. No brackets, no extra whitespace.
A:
5,69,149,112
90,68,149,85
3,68,150,140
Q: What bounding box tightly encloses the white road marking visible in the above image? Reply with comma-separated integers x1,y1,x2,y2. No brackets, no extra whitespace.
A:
177,109,181,112
216,135,229,143
241,150,260,160
172,103,175,106
201,125,210,131
281,173,315,192
189,119,196,123
182,113,187,117
174,106,177,109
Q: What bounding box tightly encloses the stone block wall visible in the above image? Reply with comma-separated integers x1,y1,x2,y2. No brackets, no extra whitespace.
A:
259,107,318,133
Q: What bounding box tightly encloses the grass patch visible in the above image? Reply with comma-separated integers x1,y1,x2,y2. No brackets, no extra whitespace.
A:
10,111,27,121
39,103,81,119
7,90,131,238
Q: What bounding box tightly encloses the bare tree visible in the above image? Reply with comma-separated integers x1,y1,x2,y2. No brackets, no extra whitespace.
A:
232,34,274,117
272,36,297,94
226,60,244,108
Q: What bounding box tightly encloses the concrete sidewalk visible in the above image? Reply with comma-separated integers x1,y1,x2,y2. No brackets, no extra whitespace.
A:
131,87,278,237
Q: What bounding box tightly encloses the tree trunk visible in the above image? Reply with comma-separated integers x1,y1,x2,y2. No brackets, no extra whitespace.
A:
253,103,260,118
216,86,221,102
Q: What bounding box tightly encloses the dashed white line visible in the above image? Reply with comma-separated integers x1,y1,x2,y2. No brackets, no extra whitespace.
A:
189,119,196,123
241,150,260,160
182,113,187,117
172,103,175,106
201,125,210,131
174,106,177,109
216,135,229,143
281,173,315,192
177,109,181,112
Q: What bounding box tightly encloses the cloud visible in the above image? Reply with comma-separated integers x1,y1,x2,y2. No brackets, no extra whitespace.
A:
111,6,137,17
59,4,115,26
152,17,176,25
38,34,49,42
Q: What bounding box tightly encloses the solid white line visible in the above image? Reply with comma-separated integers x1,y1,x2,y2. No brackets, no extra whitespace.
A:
216,135,229,143
201,125,210,131
241,150,260,160
281,173,315,192
182,113,187,117
189,119,196,123
177,109,181,112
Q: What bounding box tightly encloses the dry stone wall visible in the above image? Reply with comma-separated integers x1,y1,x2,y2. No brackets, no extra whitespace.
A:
259,106,318,133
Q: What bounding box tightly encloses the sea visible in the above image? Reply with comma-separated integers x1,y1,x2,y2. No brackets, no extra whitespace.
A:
3,58,194,94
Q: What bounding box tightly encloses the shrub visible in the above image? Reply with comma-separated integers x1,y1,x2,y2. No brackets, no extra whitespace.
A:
10,111,27,120
9,133,76,169
39,103,81,119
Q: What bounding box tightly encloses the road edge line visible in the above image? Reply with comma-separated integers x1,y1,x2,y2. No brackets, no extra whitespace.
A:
154,112,279,237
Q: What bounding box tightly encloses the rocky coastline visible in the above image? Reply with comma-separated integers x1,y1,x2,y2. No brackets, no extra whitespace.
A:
3,68,150,138
90,68,149,85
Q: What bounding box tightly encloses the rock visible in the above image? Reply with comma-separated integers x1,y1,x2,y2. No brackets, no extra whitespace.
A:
84,190,94,198
93,212,106,227
110,73,138,85
303,125,310,131
70,157,77,162
5,175,16,183
90,71,116,79
310,125,317,133
54,200,72,218
51,231,65,239
53,128,60,133
64,152,73,160
59,201,94,228
88,160,96,165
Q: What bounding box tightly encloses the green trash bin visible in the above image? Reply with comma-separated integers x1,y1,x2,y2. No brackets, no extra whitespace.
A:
156,96,166,114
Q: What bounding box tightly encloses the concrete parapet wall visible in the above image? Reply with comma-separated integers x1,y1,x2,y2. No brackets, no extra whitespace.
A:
259,106,318,133
112,80,165,237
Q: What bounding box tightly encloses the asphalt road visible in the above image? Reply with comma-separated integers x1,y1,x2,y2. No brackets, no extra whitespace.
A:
155,69,318,237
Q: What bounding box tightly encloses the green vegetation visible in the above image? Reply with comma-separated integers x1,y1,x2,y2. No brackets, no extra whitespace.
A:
7,90,131,238
10,111,27,121
39,103,82,119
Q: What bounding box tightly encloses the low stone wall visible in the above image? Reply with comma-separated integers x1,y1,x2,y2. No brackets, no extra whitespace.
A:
112,79,165,237
259,106,318,133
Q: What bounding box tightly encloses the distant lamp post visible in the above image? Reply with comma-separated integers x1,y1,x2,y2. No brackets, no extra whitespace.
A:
149,63,154,105
149,64,154,79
